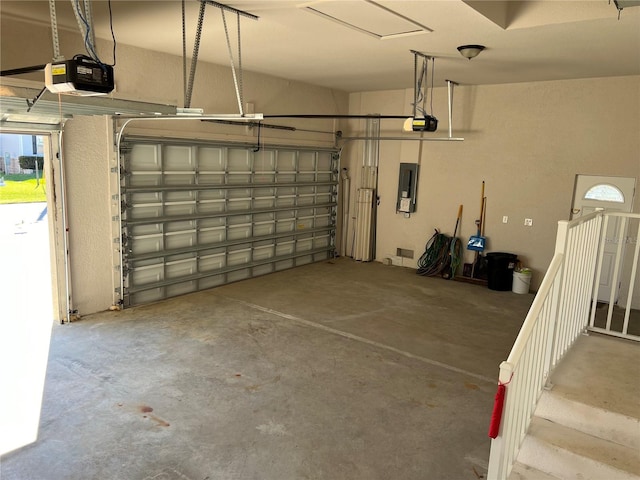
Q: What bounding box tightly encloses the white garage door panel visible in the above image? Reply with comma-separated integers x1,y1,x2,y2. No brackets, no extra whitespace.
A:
120,137,338,307
164,146,194,170
130,144,161,171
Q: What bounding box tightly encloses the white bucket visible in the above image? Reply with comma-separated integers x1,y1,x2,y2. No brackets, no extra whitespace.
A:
512,271,532,294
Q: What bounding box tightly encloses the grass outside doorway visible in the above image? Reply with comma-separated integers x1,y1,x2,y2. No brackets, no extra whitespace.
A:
0,173,47,204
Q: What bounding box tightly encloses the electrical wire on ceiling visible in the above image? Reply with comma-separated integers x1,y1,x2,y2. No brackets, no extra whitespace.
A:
411,54,435,119
413,55,427,117
48,0,117,67
71,0,100,63
106,0,117,66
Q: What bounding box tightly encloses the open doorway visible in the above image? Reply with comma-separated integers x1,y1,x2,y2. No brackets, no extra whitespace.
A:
0,133,52,314
0,132,57,455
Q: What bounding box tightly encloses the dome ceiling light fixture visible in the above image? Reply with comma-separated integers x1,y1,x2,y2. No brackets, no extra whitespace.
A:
457,44,485,60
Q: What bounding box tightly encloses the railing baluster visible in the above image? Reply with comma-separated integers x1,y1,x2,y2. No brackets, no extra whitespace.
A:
622,220,640,335
606,216,628,330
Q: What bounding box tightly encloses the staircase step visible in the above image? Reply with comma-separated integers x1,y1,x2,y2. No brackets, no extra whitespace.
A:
518,417,640,480
537,388,640,450
548,334,640,422
509,462,559,480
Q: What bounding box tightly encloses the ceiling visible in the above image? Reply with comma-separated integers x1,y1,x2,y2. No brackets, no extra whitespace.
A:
1,0,640,93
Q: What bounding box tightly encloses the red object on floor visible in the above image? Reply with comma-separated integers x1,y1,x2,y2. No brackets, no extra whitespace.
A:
488,383,506,439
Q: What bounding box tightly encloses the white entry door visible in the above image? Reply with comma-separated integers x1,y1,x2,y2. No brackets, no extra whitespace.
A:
571,175,636,302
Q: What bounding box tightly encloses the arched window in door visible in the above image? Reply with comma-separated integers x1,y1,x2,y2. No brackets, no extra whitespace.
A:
584,184,625,203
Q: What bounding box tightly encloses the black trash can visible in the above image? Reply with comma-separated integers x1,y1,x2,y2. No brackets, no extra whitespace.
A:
486,252,518,291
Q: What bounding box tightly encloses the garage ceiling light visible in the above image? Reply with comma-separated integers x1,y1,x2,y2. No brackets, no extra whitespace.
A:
457,44,486,60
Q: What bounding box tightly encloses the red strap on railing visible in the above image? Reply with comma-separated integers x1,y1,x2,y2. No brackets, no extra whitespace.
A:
488,383,506,439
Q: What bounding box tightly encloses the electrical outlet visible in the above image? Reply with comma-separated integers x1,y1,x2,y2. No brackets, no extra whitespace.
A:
502,216,508,223
524,218,533,226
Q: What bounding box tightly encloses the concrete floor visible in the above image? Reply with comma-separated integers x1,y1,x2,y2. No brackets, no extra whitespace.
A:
0,259,535,480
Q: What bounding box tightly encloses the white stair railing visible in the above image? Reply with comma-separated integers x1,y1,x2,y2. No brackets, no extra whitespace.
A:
589,212,640,341
487,211,604,480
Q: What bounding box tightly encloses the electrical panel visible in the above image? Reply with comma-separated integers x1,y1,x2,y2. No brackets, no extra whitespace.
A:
396,163,419,213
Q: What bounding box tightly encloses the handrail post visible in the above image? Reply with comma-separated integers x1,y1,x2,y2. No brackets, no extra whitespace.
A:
555,220,569,255
487,362,514,480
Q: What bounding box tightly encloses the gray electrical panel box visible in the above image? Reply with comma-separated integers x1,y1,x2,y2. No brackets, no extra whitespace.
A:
396,163,419,213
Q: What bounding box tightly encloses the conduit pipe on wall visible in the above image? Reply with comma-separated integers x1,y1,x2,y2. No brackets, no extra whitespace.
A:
352,117,379,262
341,168,350,256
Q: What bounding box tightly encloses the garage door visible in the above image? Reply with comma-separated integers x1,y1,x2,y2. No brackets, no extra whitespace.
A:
119,136,338,307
